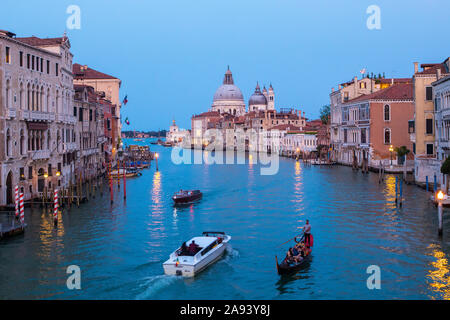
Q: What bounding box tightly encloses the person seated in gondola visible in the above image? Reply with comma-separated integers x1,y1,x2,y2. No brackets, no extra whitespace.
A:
284,248,295,264
188,240,200,255
291,246,303,263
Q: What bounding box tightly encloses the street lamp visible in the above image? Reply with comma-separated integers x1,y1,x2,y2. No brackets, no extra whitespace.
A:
437,190,445,236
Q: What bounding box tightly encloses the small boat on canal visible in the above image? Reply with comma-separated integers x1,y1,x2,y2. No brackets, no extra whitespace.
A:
163,231,231,277
110,168,142,178
276,234,313,275
172,190,202,204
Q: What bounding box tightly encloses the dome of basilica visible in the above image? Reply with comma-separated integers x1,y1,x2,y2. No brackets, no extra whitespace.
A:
212,67,244,102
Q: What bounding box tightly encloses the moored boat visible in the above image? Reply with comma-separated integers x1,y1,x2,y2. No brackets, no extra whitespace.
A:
163,231,231,277
110,168,142,178
172,190,202,204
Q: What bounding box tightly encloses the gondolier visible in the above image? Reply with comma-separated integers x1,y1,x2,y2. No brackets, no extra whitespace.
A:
303,220,311,247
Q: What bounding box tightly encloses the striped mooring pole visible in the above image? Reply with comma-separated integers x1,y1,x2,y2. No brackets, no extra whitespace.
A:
15,185,19,219
19,193,25,225
53,189,59,226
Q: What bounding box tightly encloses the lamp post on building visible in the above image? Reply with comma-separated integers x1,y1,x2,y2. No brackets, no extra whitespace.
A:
437,190,445,236
389,145,394,168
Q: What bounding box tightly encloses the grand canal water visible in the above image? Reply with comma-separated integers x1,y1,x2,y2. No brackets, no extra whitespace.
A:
1,138,450,300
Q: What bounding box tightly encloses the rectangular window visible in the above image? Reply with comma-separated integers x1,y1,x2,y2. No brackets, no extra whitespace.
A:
19,51,23,67
344,129,348,143
426,87,433,101
426,143,434,155
48,164,52,176
31,55,35,70
55,63,59,76
20,167,25,180
361,128,366,144
89,109,93,121
36,57,39,71
47,60,50,74
40,58,43,72
28,166,33,179
58,163,62,173
79,108,83,121
408,120,415,133
5,46,11,64
426,118,433,134
413,143,416,154
73,107,77,117
27,54,30,68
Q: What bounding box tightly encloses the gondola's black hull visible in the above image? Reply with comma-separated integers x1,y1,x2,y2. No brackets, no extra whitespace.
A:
276,255,311,275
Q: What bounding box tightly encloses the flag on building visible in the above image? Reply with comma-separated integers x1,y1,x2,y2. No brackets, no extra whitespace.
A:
123,95,128,105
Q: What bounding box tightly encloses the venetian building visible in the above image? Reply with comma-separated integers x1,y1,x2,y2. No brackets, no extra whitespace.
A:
248,82,268,112
211,67,246,116
0,30,76,206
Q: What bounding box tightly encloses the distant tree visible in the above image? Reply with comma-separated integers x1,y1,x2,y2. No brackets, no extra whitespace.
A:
319,105,330,124
441,156,450,175
441,157,450,193
395,146,410,180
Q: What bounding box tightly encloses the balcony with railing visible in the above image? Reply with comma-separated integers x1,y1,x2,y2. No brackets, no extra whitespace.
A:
81,147,99,157
23,110,55,122
29,149,51,160
64,142,77,152
8,108,16,118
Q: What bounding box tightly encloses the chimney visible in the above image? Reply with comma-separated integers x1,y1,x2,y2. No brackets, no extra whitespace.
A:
414,62,419,74
437,68,442,80
338,84,342,90
332,87,335,92
391,78,394,85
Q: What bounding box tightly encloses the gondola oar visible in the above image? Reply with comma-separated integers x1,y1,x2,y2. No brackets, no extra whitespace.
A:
276,233,304,247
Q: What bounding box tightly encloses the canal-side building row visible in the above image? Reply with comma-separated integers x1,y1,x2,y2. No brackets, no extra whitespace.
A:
329,57,450,187
0,30,76,206
0,30,122,207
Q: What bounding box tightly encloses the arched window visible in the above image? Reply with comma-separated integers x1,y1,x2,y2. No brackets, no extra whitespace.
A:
31,84,35,111
27,83,31,110
46,88,50,112
47,130,51,150
20,129,24,155
384,104,390,121
55,90,59,114
40,86,44,111
384,128,391,145
19,83,24,109
5,79,10,108
6,129,11,157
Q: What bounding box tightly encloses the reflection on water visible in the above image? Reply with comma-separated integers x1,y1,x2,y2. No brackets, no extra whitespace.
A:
427,244,450,299
1,139,450,300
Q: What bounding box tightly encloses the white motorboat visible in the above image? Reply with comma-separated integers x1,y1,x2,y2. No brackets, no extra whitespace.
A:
163,231,231,277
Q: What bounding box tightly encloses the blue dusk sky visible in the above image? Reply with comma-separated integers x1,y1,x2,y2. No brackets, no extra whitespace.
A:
1,0,450,131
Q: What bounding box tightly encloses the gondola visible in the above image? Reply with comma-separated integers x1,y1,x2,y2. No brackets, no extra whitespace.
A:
172,190,202,204
276,234,313,275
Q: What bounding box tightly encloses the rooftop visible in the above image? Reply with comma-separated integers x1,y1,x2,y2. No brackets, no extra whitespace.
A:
345,83,413,103
73,63,118,80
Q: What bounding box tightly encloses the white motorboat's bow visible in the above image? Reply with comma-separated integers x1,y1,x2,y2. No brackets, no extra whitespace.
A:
163,231,231,277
